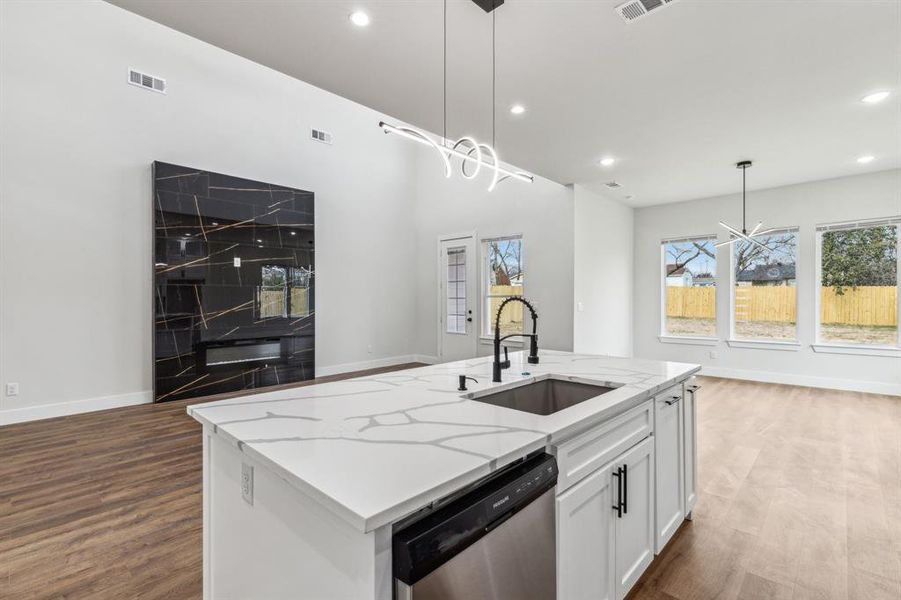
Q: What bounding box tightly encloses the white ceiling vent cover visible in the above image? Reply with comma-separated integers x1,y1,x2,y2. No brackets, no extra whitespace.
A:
616,0,677,23
311,128,333,145
128,68,166,94
605,181,622,189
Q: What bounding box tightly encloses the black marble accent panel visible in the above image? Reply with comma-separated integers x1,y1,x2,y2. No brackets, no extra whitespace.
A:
153,162,314,402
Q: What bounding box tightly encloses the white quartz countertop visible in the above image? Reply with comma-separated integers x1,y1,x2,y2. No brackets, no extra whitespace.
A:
188,351,700,532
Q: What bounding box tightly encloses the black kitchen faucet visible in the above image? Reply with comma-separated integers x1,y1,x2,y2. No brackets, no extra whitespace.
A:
492,297,539,383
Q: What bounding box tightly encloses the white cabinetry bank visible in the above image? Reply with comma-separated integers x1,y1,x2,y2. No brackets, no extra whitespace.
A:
188,351,700,599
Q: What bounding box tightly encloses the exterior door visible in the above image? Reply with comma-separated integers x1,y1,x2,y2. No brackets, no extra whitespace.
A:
438,235,477,362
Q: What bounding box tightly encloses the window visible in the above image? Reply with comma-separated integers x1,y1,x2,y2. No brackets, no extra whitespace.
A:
482,236,524,337
446,247,467,334
732,229,798,341
817,219,899,347
258,265,312,319
662,236,717,338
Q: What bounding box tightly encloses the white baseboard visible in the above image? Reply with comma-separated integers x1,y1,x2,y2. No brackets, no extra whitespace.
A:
315,354,436,378
700,366,901,396
0,390,153,426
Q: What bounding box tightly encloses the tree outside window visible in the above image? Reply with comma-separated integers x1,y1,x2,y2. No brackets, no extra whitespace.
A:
484,238,524,337
819,223,898,346
662,237,717,337
733,230,798,341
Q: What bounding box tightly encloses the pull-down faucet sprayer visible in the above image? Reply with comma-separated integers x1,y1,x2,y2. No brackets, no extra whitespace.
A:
492,297,539,383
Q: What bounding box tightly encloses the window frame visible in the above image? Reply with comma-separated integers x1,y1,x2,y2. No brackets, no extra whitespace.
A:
480,234,525,340
659,234,719,342
813,217,901,354
727,226,801,347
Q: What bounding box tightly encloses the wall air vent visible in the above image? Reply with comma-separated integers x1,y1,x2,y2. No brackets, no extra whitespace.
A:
311,128,333,145
605,181,622,189
615,0,677,24
128,68,166,94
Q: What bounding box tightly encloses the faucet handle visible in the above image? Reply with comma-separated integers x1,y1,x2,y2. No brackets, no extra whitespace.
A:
500,346,511,369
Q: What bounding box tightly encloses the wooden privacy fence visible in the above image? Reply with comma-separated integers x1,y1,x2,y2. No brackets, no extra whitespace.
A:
489,285,524,330
666,286,897,327
820,286,896,327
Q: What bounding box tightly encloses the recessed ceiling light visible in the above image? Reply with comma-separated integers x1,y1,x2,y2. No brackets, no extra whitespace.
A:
861,91,890,104
290,231,297,236
599,157,616,167
349,11,370,27
510,104,525,115
857,155,876,164
256,239,262,243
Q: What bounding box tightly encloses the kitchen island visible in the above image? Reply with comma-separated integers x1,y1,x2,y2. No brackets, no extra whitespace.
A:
188,350,701,599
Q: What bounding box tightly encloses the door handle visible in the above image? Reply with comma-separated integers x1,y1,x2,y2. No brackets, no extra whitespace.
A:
622,463,628,515
466,317,472,322
611,467,623,518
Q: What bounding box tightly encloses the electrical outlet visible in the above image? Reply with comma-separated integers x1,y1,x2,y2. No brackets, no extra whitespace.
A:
233,257,241,268
5,382,19,396
708,350,718,359
241,462,254,505
577,301,584,312
367,344,373,354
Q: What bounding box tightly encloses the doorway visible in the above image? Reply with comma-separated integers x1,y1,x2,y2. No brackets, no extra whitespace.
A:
438,234,478,362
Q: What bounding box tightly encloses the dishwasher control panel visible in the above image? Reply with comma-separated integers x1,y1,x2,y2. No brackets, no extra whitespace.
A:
393,453,558,586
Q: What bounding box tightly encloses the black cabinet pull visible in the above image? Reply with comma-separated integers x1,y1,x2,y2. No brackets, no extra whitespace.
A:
622,463,628,515
665,395,681,405
611,467,622,518
687,384,701,393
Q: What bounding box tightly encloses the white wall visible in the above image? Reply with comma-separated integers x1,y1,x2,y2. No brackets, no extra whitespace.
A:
573,185,634,357
0,1,577,423
633,169,901,395
0,0,416,421
412,153,575,360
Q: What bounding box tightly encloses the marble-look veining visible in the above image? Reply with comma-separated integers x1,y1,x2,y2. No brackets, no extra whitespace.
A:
154,162,315,402
188,350,700,532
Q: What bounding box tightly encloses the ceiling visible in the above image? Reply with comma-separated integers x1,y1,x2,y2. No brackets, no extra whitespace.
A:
108,0,901,206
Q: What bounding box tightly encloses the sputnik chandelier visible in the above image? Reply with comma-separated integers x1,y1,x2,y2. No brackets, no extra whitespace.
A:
716,161,776,251
378,0,533,191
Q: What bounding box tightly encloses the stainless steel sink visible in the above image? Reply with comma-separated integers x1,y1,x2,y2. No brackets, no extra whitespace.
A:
466,375,621,415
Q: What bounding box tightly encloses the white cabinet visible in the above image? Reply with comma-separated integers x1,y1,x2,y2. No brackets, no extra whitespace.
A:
556,429,655,600
613,437,655,600
653,386,684,553
683,378,699,516
556,465,615,600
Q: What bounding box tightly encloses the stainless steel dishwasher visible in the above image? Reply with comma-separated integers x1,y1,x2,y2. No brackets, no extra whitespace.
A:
393,453,558,600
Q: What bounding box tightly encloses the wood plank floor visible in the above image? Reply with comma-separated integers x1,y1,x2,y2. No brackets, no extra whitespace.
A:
629,377,901,600
1,374,899,599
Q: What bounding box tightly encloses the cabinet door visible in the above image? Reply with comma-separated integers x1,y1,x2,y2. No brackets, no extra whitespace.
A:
613,437,655,600
654,390,684,553
556,465,615,600
683,379,699,515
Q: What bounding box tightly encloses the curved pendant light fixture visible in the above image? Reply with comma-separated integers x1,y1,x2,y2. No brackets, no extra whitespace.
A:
716,161,776,251
378,1,533,191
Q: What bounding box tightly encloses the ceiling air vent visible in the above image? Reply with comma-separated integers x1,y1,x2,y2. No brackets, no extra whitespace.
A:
615,0,677,24
605,181,622,189
311,128,333,145
128,68,166,94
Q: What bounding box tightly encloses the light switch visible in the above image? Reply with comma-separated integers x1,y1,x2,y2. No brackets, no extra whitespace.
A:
233,257,241,268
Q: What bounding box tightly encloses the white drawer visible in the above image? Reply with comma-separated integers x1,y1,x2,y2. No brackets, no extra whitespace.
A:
554,400,653,493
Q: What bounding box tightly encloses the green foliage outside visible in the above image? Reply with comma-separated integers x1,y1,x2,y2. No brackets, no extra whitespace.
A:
821,225,897,295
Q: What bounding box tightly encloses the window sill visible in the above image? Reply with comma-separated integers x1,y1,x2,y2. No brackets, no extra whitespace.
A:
658,335,718,347
811,343,901,358
480,336,524,347
726,339,801,351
